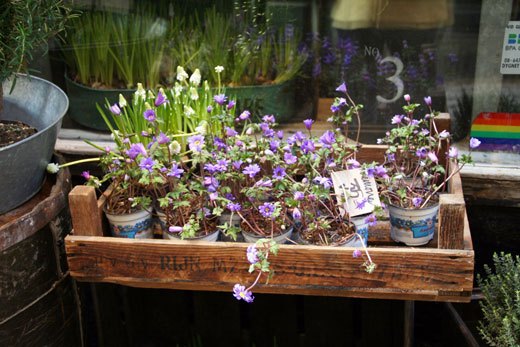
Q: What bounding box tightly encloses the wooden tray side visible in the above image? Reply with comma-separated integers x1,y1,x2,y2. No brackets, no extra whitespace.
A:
65,236,473,302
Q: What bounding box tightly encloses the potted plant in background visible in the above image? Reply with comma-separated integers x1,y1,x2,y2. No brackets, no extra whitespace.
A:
61,7,167,130
0,0,72,214
371,94,480,246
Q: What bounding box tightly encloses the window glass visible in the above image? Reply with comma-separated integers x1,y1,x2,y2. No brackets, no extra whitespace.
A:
38,0,519,160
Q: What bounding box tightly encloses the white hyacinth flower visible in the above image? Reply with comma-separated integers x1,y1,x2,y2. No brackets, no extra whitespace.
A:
189,68,201,86
118,94,127,107
184,105,195,117
169,140,181,154
189,87,199,100
174,83,183,97
195,121,208,135
135,83,146,102
176,66,189,82
46,163,60,174
214,66,224,73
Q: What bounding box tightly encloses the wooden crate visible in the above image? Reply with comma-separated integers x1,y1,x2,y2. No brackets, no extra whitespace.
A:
64,115,474,303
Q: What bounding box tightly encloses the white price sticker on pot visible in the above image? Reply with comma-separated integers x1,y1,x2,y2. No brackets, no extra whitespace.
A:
331,169,381,217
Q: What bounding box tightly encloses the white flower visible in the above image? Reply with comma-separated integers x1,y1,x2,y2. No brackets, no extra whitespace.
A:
189,87,199,100
46,163,60,174
214,66,224,73
189,68,201,86
246,127,254,135
174,83,183,97
184,106,195,117
264,149,274,156
176,66,189,82
147,90,155,99
169,140,181,154
195,121,208,135
135,83,146,102
422,172,429,178
169,140,181,155
118,94,127,107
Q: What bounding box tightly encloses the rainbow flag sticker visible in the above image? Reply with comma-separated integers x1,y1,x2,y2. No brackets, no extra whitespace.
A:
470,112,520,152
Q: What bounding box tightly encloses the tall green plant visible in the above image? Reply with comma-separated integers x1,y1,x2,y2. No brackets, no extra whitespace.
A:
478,252,520,346
0,0,72,112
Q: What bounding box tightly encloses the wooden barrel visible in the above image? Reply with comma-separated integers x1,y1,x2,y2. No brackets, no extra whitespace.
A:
0,163,82,346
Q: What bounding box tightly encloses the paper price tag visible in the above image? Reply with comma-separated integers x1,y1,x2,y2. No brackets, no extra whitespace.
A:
331,169,381,217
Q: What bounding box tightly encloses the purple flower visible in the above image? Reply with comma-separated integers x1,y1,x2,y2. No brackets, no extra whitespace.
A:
303,119,314,131
188,135,205,152
314,176,333,189
319,130,336,148
227,202,242,212
416,147,428,159
404,94,411,102
420,128,430,136
225,126,238,137
238,110,250,121
143,109,156,122
386,153,396,162
469,137,481,149
336,82,347,93
109,104,121,115
355,198,368,210
427,152,438,163
167,162,184,178
155,91,167,107
139,157,156,172
352,249,362,258
284,152,297,165
292,207,302,220
374,165,389,179
424,96,432,106
294,191,304,201
365,214,377,227
262,115,275,124
169,226,183,233
287,131,306,145
258,202,276,218
207,105,213,113
157,132,170,144
412,197,423,208
232,160,243,170
391,114,404,124
81,171,90,180
366,167,375,178
126,143,147,159
276,130,284,139
410,119,419,126
233,284,254,303
227,100,236,110
269,140,280,151
448,146,458,159
254,179,273,187
273,166,286,180
214,94,227,105
330,104,340,113
246,245,259,264
347,159,361,169
263,127,275,138
243,164,261,178
301,139,315,154
439,130,450,139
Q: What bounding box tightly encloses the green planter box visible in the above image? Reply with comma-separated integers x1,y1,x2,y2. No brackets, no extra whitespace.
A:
65,75,134,131
65,76,297,131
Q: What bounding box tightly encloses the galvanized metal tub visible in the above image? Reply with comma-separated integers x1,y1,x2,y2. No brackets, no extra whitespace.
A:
0,75,68,214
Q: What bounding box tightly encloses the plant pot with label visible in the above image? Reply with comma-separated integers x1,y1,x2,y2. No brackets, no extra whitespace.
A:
388,202,439,246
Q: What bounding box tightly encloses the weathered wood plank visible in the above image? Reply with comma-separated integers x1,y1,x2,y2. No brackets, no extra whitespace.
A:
65,236,474,302
439,194,465,250
68,186,104,237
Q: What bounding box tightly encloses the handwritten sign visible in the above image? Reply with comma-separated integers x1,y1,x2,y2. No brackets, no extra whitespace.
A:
331,169,381,217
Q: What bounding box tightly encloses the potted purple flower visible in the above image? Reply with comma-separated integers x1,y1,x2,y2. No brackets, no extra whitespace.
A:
371,94,480,246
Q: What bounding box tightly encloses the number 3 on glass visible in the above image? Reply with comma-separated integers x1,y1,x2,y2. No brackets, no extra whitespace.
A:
376,56,404,104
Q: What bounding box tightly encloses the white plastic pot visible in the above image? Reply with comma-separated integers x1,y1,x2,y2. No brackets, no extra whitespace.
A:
105,209,154,239
388,203,439,246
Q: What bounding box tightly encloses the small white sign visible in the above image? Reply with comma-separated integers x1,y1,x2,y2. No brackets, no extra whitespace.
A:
501,21,520,74
331,169,381,217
